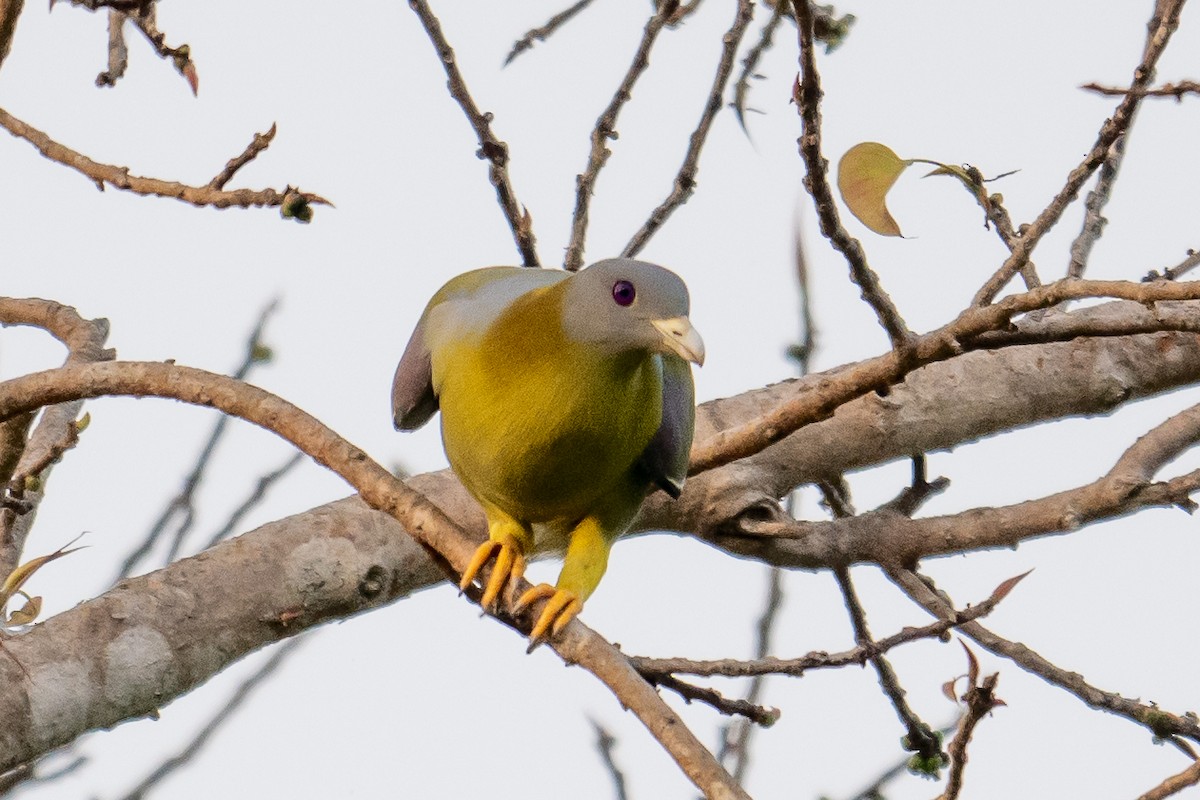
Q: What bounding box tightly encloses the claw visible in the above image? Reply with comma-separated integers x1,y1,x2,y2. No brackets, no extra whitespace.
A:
515,584,583,650
459,536,526,611
459,541,500,595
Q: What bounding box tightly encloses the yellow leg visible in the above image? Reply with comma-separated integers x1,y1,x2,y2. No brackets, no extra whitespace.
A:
514,516,612,648
459,515,532,611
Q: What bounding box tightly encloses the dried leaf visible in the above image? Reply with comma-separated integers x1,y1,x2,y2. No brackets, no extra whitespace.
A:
182,61,199,96
7,593,42,626
960,639,980,685
837,142,912,236
942,677,960,703
0,533,86,611
988,569,1033,604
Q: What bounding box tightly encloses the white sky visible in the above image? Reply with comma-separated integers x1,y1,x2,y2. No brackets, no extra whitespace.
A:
3,1,1200,798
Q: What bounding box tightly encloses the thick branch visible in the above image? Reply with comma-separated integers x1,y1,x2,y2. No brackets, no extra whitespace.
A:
688,278,1200,476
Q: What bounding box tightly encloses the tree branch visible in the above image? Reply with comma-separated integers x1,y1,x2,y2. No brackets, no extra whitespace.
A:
972,0,1184,305
621,0,754,261
0,0,23,73
505,0,595,66
688,278,1200,476
0,299,112,580
407,0,539,266
564,4,674,271
0,109,327,219
890,569,1200,746
792,0,910,349
1082,79,1200,99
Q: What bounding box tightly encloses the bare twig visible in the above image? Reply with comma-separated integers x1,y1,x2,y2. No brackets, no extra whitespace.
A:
1083,79,1200,99
407,0,539,266
1136,759,1200,800
835,566,942,764
629,583,1014,679
1143,249,1200,282
0,108,327,219
642,670,780,726
564,5,675,271
1067,132,1130,280
95,7,128,87
732,0,785,134
590,719,630,800
935,644,1003,800
792,0,910,349
505,0,595,66
972,0,1184,305
116,637,306,800
621,0,755,260
207,124,278,190
890,569,1200,747
0,0,23,73
92,2,197,94
835,720,959,800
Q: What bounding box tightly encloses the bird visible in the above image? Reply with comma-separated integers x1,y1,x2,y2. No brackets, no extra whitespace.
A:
391,257,704,646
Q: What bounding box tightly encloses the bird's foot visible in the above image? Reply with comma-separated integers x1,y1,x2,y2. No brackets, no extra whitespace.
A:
514,584,583,651
459,534,527,611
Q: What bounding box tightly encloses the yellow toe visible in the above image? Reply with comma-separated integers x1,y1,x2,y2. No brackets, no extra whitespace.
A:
459,541,500,594
460,535,527,611
515,584,584,648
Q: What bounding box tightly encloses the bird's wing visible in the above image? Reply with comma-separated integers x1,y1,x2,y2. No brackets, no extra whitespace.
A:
392,313,439,430
638,354,696,498
392,267,567,431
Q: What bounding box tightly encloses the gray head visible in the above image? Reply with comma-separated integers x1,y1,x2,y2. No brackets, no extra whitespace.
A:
560,258,705,365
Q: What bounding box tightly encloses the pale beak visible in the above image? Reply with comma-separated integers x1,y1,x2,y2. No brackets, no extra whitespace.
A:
651,316,706,366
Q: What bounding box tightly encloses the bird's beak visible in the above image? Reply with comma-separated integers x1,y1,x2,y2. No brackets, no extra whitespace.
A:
651,316,706,366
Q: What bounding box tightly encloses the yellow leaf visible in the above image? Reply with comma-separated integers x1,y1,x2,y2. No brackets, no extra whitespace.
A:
6,592,42,626
837,142,912,237
0,533,86,610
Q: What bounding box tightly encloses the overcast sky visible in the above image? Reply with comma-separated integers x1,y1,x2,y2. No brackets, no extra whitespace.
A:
4,2,1200,799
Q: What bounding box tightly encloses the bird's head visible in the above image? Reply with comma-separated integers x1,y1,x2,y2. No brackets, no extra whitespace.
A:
561,258,705,366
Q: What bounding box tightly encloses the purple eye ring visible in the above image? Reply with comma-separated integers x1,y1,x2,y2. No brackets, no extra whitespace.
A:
612,280,636,307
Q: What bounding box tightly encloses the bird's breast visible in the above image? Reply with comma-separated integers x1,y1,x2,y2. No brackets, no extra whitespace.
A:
436,335,662,524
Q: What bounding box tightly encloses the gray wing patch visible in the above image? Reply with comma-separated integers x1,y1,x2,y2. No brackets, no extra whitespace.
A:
391,316,438,430
638,354,696,498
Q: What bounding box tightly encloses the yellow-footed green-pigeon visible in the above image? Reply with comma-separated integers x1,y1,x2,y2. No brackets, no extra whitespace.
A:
392,258,704,645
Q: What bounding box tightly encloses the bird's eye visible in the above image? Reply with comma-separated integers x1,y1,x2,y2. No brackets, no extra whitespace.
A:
612,280,636,307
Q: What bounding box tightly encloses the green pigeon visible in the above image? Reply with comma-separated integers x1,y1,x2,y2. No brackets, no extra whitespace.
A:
392,258,704,644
